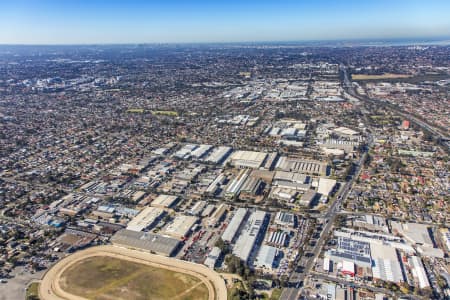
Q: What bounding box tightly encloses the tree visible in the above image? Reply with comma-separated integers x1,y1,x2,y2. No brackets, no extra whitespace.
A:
225,255,243,274
280,275,289,287
215,237,227,253
418,287,433,298
230,287,250,300
399,282,412,294
437,275,448,289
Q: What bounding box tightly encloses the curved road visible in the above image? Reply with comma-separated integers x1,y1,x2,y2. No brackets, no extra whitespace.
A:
39,245,227,300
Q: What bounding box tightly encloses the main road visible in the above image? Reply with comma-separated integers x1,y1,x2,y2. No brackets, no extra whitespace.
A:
281,140,371,300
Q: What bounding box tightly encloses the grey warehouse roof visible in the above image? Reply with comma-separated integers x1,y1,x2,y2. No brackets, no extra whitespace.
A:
111,229,180,257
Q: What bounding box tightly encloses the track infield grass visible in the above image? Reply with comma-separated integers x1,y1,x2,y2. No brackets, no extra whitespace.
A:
59,256,209,300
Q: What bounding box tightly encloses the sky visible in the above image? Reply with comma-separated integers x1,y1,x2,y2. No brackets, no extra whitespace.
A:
1,0,450,44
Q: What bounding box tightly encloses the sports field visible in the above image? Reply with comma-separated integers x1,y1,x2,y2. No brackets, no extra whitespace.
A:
59,256,208,300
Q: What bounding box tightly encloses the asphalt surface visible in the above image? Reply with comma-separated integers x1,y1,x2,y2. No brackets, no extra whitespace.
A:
0,266,44,300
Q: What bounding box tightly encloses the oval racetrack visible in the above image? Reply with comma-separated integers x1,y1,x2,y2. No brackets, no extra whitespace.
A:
39,245,227,300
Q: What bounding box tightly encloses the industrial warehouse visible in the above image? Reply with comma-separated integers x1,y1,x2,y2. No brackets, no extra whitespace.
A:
126,206,165,232
233,210,268,263
162,215,198,239
111,229,181,257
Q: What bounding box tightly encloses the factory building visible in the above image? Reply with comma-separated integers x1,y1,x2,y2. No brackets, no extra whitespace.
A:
205,173,227,195
326,236,372,268
151,194,179,208
410,256,430,289
320,139,359,153
266,230,288,247
323,257,331,272
317,178,337,202
273,171,309,184
207,203,228,227
173,144,198,160
326,284,336,300
272,170,311,191
126,206,165,232
353,215,389,233
239,176,264,201
188,201,207,216
439,228,450,251
228,150,268,169
341,260,355,277
272,180,310,191
299,190,318,207
391,222,433,248
254,245,278,270
391,221,444,258
204,247,222,269
332,126,360,140
131,191,146,203
275,156,328,176
204,146,233,164
321,148,345,156
162,215,198,239
334,229,415,253
190,144,213,159
233,210,268,264
262,152,279,170
371,244,404,283
201,204,216,217
222,208,249,243
111,229,180,257
274,211,296,228
269,187,298,203
225,169,251,199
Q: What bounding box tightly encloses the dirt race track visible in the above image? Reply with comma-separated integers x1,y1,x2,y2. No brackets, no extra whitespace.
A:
39,245,227,300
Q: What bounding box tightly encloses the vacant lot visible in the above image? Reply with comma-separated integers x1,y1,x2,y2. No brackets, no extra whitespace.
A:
352,73,412,80
59,256,209,300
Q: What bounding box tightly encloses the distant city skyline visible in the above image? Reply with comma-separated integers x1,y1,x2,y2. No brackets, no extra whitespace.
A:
1,0,450,44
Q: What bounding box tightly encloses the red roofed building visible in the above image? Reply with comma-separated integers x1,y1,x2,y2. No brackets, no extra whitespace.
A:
402,120,410,130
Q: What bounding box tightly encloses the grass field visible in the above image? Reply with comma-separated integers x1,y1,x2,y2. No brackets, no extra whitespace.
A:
270,288,282,300
126,108,145,113
151,110,179,116
59,256,209,300
352,73,412,80
26,282,40,300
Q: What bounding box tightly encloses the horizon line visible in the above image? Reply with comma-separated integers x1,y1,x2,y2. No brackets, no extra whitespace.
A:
1,36,450,47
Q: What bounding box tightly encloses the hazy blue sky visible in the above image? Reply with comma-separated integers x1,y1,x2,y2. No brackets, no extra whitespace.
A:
1,0,450,44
